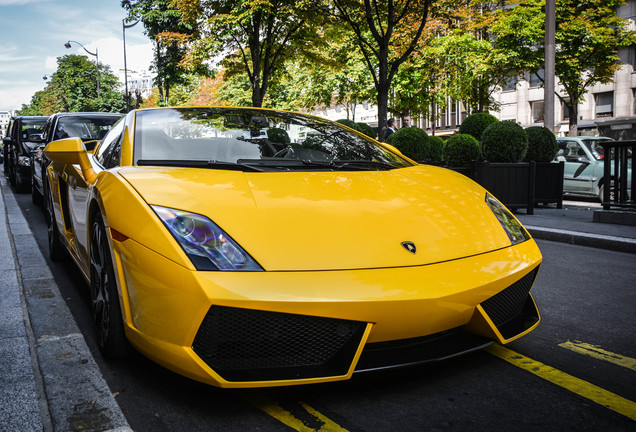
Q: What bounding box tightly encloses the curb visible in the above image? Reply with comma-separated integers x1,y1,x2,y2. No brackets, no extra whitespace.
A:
1,176,132,432
526,225,636,254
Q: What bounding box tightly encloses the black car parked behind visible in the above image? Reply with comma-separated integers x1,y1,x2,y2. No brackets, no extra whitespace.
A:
30,112,123,207
3,116,49,193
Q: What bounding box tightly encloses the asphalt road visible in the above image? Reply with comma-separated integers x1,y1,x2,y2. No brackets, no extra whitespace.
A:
13,190,636,432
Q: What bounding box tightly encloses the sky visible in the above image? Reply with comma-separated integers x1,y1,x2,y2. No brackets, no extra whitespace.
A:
0,0,154,112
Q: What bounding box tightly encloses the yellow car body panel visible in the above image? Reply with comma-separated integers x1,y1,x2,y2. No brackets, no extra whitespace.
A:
42,107,543,389
111,231,540,387
118,165,513,271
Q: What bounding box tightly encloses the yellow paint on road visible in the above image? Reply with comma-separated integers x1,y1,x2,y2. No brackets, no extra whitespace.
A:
243,393,349,432
485,344,636,421
559,340,636,372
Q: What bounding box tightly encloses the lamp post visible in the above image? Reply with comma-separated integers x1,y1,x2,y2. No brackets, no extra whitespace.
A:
123,18,141,112
65,40,100,98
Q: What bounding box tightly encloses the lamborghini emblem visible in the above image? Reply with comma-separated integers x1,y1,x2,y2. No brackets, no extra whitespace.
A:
401,241,416,254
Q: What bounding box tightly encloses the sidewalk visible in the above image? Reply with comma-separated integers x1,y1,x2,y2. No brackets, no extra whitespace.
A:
0,174,131,432
515,201,636,254
1,173,635,432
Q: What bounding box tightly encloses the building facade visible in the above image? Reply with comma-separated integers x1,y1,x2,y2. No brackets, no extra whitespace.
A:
0,111,11,138
314,2,636,140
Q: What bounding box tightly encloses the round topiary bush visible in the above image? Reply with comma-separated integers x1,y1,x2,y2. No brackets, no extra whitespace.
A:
425,135,445,162
459,112,499,141
336,119,359,131
444,134,481,167
524,126,557,162
387,127,440,162
356,122,376,139
267,127,291,145
481,120,528,162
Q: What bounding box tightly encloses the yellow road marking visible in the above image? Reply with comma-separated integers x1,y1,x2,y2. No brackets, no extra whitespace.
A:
243,393,349,432
486,344,636,421
559,340,636,372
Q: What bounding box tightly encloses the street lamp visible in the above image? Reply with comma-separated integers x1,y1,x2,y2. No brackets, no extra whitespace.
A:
123,18,141,112
65,40,100,98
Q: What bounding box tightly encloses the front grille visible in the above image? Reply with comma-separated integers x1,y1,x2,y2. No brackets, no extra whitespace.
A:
192,306,366,382
480,268,540,339
355,329,492,372
481,268,538,327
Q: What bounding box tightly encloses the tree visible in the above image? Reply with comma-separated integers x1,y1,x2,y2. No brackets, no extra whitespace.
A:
122,0,208,106
17,55,124,115
328,0,433,141
265,24,375,117
171,0,321,107
494,0,636,135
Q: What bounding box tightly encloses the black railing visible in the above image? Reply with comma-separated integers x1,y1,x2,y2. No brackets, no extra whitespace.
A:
600,140,635,210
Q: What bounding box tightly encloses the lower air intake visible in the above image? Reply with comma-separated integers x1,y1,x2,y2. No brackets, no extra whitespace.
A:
480,268,540,339
192,306,366,382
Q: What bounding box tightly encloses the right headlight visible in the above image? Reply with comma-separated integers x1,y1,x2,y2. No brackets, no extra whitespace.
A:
485,193,531,245
152,205,263,271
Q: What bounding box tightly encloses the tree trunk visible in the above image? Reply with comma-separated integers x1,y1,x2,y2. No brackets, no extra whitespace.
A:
377,50,390,142
568,100,578,136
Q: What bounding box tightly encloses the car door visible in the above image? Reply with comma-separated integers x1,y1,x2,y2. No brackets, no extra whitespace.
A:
3,119,16,177
560,139,596,195
69,118,126,270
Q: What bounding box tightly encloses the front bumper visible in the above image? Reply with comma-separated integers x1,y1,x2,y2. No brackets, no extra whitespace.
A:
111,238,542,388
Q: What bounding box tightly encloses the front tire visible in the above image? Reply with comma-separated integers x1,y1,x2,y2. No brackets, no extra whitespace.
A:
90,214,128,358
15,170,30,193
45,179,65,261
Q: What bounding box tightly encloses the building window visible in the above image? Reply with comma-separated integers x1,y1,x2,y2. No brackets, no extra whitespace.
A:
531,101,544,123
595,92,614,118
562,99,571,121
501,76,517,92
529,69,544,88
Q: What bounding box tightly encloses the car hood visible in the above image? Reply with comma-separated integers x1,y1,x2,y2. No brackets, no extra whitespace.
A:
119,165,514,271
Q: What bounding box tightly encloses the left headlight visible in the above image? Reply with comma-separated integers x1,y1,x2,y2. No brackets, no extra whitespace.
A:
485,193,531,245
152,205,263,271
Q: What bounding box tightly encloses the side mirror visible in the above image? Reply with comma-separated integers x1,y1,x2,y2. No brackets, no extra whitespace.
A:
44,138,97,183
2,136,12,145
577,156,591,164
28,133,44,143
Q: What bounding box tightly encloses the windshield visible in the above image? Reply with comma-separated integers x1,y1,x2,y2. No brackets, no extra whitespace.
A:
54,115,122,142
22,118,47,148
133,108,412,171
581,139,613,160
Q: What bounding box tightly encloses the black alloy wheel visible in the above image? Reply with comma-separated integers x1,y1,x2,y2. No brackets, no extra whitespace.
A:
89,214,128,358
15,168,30,193
45,179,64,261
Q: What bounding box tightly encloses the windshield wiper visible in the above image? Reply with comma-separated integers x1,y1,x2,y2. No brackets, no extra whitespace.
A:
332,160,401,170
236,158,401,171
136,159,264,172
237,158,336,169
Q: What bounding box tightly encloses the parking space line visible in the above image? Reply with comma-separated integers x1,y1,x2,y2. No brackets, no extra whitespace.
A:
559,340,636,371
485,344,636,421
242,393,349,431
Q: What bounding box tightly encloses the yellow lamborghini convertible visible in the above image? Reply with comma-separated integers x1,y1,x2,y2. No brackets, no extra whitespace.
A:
44,107,541,388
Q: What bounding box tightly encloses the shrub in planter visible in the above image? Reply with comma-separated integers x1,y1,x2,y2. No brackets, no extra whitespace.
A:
428,135,445,155
481,120,528,162
336,119,360,132
387,127,439,161
268,127,291,145
444,134,481,167
356,122,376,139
458,112,499,141
524,126,557,162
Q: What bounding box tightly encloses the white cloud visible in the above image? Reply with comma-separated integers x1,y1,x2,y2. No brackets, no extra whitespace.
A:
44,56,57,71
0,0,44,5
0,83,43,112
65,37,153,75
